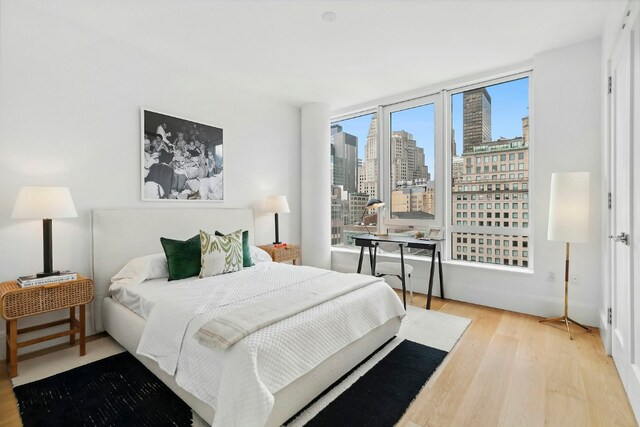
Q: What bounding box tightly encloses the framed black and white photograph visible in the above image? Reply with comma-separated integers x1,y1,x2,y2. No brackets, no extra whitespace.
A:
141,109,223,201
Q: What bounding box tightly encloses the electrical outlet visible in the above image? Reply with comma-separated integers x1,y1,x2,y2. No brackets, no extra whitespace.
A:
547,272,555,282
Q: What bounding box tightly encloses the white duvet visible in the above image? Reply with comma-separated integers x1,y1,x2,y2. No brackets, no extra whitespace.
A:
112,262,405,427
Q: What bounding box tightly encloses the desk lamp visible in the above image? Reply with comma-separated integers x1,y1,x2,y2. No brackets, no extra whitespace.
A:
362,198,385,235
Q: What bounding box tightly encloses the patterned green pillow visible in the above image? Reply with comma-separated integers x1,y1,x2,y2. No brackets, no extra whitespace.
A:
215,230,254,267
199,229,243,278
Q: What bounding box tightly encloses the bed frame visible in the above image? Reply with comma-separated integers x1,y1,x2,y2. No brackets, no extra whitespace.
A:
92,208,401,426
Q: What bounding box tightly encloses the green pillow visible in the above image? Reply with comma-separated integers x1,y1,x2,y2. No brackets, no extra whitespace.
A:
160,234,201,281
215,230,254,267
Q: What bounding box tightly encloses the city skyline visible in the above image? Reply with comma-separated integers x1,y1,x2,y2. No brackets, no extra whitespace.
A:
331,77,529,263
333,76,529,161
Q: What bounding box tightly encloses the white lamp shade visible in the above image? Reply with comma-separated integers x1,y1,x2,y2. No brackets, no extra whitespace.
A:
547,172,590,243
11,186,78,219
265,195,290,213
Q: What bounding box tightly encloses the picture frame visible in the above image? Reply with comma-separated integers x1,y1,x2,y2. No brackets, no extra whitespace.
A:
141,109,224,201
426,226,444,240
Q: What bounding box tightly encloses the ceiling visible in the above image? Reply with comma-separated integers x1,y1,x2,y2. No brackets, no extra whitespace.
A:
23,0,621,110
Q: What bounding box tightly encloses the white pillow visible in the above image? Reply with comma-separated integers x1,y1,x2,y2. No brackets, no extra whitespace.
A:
110,253,169,289
250,246,273,263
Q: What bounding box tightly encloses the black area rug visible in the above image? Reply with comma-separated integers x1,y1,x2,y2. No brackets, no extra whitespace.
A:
13,352,192,427
13,339,447,427
290,339,448,427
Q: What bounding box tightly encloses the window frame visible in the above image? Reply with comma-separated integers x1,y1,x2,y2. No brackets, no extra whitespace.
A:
444,71,534,270
329,108,379,247
381,94,443,230
329,68,534,271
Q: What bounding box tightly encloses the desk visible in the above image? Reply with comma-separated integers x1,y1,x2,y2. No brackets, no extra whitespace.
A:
353,234,444,310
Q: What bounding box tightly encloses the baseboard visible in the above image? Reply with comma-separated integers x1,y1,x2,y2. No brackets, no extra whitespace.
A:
332,258,600,327
599,308,611,355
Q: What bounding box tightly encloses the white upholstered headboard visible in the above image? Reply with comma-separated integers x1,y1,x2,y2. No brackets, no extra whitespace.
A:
91,208,255,331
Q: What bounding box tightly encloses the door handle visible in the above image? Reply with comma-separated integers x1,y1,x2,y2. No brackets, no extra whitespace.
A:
609,232,630,245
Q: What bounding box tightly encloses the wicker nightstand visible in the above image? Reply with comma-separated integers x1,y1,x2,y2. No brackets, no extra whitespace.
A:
1,274,93,377
258,244,300,265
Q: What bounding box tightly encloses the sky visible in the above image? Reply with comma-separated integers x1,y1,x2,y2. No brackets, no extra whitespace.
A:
334,77,529,172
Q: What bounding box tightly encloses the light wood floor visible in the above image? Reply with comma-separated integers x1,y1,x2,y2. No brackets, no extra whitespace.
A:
398,293,637,427
0,295,637,426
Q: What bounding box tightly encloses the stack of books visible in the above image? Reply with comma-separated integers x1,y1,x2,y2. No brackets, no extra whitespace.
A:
17,271,77,288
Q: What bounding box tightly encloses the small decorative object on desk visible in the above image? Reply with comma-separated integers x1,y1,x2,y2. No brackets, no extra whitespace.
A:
425,226,444,241
17,271,78,287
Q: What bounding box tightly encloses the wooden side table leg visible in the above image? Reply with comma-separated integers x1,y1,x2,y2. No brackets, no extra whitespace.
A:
5,320,9,367
69,307,76,345
79,304,86,356
8,319,17,378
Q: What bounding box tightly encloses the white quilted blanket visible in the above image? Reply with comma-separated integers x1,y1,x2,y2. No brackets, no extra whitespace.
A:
129,263,405,427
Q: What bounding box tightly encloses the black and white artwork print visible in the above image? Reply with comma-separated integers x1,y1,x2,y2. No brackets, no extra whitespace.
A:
142,109,223,201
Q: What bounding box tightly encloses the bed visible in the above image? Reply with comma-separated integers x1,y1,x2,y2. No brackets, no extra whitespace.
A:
92,208,404,426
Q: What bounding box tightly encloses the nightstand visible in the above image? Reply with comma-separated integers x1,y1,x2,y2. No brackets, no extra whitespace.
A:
258,244,300,265
1,275,94,377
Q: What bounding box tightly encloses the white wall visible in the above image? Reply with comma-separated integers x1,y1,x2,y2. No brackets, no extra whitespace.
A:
333,38,603,326
0,1,301,357
301,103,331,269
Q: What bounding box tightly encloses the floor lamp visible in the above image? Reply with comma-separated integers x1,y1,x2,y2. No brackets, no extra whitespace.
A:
540,172,591,339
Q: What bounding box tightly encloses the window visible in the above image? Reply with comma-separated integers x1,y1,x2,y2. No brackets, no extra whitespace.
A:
330,72,531,268
450,76,530,268
386,98,437,248
330,112,378,247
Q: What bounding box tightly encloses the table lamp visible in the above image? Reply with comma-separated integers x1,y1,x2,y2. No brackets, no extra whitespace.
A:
362,198,385,235
540,172,591,339
11,186,78,277
265,195,290,244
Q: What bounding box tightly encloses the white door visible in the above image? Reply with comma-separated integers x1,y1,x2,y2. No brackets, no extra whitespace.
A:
630,15,640,418
610,21,640,420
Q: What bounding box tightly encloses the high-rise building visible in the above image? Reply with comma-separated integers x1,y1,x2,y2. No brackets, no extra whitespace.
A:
391,180,435,219
348,192,369,226
331,185,349,245
452,156,464,179
390,130,430,188
452,101,530,267
331,124,358,194
463,88,492,150
358,117,379,200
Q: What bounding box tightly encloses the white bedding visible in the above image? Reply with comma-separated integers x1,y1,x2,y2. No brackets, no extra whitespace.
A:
110,262,405,427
